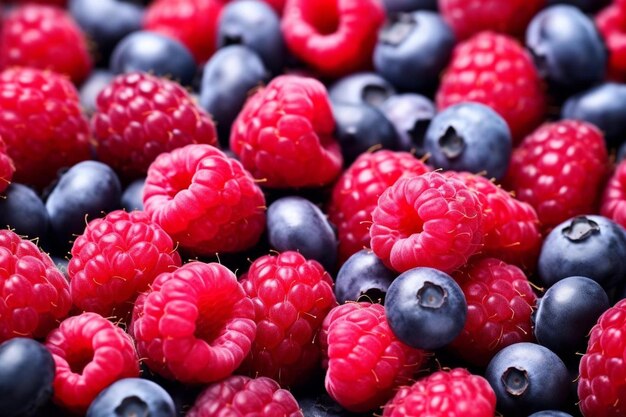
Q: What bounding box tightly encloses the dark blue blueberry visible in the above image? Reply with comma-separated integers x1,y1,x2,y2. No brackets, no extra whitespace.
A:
267,196,337,272
533,276,609,355
485,342,569,417
526,5,607,94
297,390,359,417
538,215,626,291
328,72,396,108
121,177,145,212
199,45,268,146
51,256,69,278
0,183,49,242
528,412,574,417
0,338,55,417
617,141,626,163
423,102,512,181
335,249,397,304
374,11,455,94
79,70,115,116
110,31,197,86
87,378,176,417
547,0,609,13
384,267,467,350
382,0,437,12
216,0,285,74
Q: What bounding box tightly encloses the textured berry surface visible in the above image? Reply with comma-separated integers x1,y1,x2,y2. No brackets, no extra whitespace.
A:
0,137,14,194
601,159,626,229
597,2,626,81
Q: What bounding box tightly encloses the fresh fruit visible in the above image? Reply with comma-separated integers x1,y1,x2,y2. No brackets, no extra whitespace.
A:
121,178,145,212
0,184,48,242
0,138,14,194
86,378,176,417
601,158,626,229
329,71,396,108
596,1,626,81
334,249,396,304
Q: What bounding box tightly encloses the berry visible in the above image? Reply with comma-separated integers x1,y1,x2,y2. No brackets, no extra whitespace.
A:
369,171,484,273
79,70,115,116
596,2,626,81
382,368,497,417
601,159,626,229
229,74,343,188
329,72,396,108
121,178,145,212
45,312,140,414
528,412,574,417
239,251,337,387
0,138,14,194
0,183,48,242
87,378,176,417
92,72,218,180
436,31,546,142
131,262,256,384
382,0,437,13
335,249,396,304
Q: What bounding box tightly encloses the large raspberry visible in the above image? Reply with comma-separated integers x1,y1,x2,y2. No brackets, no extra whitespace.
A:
68,210,181,321
239,251,336,387
601,159,626,229
0,137,15,194
327,150,431,263
370,171,484,273
0,67,91,189
131,262,256,384
596,2,626,81
229,74,343,188
436,31,547,143
45,312,140,414
320,302,427,412
92,72,217,180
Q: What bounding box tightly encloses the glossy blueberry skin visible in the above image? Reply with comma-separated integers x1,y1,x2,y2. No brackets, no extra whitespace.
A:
485,342,569,417
0,338,55,417
0,183,49,242
526,5,607,94
121,177,145,212
382,0,437,12
87,378,176,417
267,196,337,272
424,102,512,181
385,267,467,350
533,276,609,355
110,31,197,86
528,411,574,417
547,0,609,13
380,93,436,157
538,215,626,291
335,249,397,304
297,390,356,417
79,70,115,116
199,45,268,146
374,11,455,93
329,72,396,108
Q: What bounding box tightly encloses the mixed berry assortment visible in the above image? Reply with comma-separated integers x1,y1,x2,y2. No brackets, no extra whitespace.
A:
1,0,626,417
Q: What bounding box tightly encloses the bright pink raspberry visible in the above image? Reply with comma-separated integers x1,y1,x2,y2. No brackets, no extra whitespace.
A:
0,137,15,193
601,159,626,229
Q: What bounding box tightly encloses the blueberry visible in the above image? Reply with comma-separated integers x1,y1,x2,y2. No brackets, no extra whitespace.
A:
110,31,197,86
0,338,55,417
335,250,397,304
87,378,176,417
382,0,438,13
384,267,467,350
297,390,357,417
533,276,610,355
617,142,626,163
51,256,69,278
547,0,609,13
485,342,569,416
329,72,396,108
267,196,337,272
423,102,512,181
79,70,115,116
538,215,626,291
526,5,607,94
374,11,455,94
121,177,145,212
528,412,573,417
0,183,49,242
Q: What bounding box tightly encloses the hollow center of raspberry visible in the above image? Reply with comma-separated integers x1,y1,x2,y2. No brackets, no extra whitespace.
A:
66,345,94,375
301,0,339,35
417,282,447,309
502,367,529,396
438,127,465,159
114,396,148,417
194,298,233,343
380,13,416,46
562,216,600,242
166,171,194,198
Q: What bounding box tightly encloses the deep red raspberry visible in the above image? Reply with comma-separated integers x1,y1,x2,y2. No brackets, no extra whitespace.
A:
187,375,303,417
504,120,610,231
436,31,547,143
328,150,431,263
0,67,91,189
144,0,223,64
596,2,626,81
370,171,484,273
92,72,218,180
263,0,286,14
0,137,15,193
230,75,342,188
239,251,336,387
68,210,182,321
131,262,256,384
281,0,385,77
0,5,92,84
382,368,497,417
578,298,626,417
320,302,427,412
143,144,266,255
601,159,626,229
45,312,140,414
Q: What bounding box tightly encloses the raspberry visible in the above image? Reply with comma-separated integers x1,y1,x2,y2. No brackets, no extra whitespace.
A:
320,302,426,412
0,67,91,189
281,0,385,77
92,72,218,180
0,229,71,342
0,5,92,84
68,210,182,321
449,257,537,366
230,75,343,188
504,120,610,231
601,159,626,229
131,262,256,384
327,150,431,263
596,2,626,81
144,0,223,63
578,298,626,417
143,144,266,255
239,251,337,387
45,312,140,414
382,368,497,417
263,0,286,14
436,31,547,143
187,375,303,417
369,171,484,274
0,137,15,194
